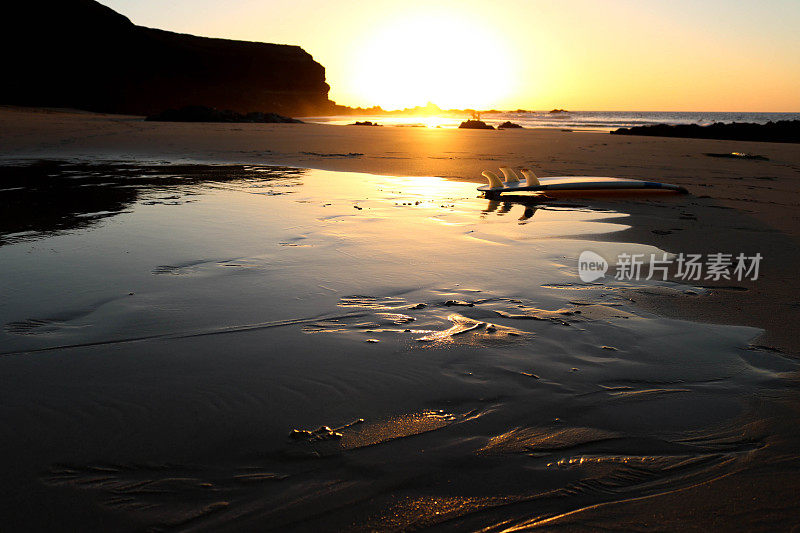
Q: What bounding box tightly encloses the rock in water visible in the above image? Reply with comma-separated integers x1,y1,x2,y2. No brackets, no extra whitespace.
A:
458,120,495,130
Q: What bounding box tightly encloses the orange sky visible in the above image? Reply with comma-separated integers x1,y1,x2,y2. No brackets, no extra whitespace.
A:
102,0,800,111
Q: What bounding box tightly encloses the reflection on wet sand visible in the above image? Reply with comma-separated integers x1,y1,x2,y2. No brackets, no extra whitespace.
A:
0,161,797,531
0,161,305,246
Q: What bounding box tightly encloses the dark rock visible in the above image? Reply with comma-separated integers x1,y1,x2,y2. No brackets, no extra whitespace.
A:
244,112,304,123
444,300,474,307
301,152,363,158
349,121,381,126
289,429,314,440
549,109,569,114
611,121,800,143
2,1,333,116
497,121,523,129
705,152,769,160
458,120,495,130
146,106,303,123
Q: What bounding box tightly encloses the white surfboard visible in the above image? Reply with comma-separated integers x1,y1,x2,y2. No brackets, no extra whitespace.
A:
478,167,687,196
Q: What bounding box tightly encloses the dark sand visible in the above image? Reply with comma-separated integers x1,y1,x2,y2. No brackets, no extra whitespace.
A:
2,107,800,531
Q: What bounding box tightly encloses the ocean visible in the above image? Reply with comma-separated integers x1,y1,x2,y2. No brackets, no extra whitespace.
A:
305,110,800,131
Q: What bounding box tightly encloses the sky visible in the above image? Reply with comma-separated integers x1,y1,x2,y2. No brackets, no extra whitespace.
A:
100,0,800,111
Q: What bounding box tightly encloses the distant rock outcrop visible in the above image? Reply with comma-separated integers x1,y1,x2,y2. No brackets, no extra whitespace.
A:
611,121,800,143
498,121,523,129
2,1,333,116
146,106,303,123
458,120,495,130
549,109,569,114
705,152,769,161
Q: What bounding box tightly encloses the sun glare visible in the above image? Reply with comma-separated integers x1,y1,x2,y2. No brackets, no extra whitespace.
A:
346,13,516,110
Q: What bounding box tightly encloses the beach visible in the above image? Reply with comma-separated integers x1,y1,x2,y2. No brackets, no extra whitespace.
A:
4,106,800,351
2,106,800,530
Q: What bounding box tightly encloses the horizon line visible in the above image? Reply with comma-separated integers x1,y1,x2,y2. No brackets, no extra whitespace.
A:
332,107,800,114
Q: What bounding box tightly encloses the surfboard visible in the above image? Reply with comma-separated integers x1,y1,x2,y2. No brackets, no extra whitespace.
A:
478,168,688,196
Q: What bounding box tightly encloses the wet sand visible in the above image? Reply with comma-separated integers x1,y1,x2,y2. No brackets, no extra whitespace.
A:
2,107,800,530
3,106,800,353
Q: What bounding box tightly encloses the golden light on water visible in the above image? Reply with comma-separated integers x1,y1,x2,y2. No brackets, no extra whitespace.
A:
345,12,517,110
414,116,452,128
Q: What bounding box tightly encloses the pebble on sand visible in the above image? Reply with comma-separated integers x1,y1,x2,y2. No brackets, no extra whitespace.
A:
444,300,474,307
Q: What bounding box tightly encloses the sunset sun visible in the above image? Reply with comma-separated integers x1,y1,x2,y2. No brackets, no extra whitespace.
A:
346,13,516,110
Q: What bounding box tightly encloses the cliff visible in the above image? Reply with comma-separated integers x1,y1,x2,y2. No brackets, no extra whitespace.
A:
2,0,332,116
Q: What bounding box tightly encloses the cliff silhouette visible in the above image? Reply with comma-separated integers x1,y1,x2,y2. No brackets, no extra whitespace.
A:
2,0,332,116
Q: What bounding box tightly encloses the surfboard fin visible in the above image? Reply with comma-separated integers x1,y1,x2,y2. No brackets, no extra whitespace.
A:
521,168,540,187
482,170,504,189
499,167,520,183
